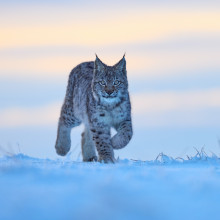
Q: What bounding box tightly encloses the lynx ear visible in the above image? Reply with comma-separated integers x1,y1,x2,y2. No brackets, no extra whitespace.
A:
94,54,106,72
114,54,126,72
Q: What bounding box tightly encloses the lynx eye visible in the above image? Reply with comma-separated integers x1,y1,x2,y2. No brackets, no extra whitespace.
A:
114,80,121,86
99,80,106,86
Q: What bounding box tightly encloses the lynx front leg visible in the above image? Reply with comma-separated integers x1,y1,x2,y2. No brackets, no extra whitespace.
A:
90,127,115,163
55,120,72,156
111,120,133,149
55,105,81,156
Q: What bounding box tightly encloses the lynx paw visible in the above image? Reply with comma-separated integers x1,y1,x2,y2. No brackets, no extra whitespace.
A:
99,156,116,164
83,156,98,162
55,144,70,156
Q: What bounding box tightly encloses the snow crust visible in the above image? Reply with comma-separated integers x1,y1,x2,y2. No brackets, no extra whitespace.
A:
1,151,220,220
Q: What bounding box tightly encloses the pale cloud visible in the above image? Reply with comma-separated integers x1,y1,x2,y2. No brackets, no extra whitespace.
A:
132,88,220,114
1,3,219,81
0,89,220,128
0,103,60,128
132,88,220,127
0,47,219,79
1,9,220,49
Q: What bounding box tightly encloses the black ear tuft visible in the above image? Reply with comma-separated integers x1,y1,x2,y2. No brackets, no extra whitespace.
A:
94,54,106,71
114,54,126,72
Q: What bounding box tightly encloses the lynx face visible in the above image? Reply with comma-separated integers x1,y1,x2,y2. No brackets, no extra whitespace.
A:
92,55,128,103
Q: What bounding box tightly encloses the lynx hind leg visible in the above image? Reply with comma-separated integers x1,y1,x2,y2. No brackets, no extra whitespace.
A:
81,128,97,162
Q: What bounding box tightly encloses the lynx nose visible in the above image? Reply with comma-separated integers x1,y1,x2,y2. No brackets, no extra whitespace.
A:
105,87,114,95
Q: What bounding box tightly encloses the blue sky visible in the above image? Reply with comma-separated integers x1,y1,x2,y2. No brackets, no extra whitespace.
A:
0,1,220,160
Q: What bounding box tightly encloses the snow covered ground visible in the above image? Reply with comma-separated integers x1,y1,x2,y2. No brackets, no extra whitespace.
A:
1,151,220,220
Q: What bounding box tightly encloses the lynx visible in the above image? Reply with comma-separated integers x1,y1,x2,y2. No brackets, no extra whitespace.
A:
55,55,133,163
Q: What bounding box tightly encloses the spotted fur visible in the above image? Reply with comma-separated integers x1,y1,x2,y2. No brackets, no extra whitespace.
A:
55,55,133,163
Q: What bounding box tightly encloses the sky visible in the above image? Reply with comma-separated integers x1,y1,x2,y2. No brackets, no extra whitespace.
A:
0,0,220,160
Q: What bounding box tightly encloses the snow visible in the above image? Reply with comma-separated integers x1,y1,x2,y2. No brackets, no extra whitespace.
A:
1,151,220,220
